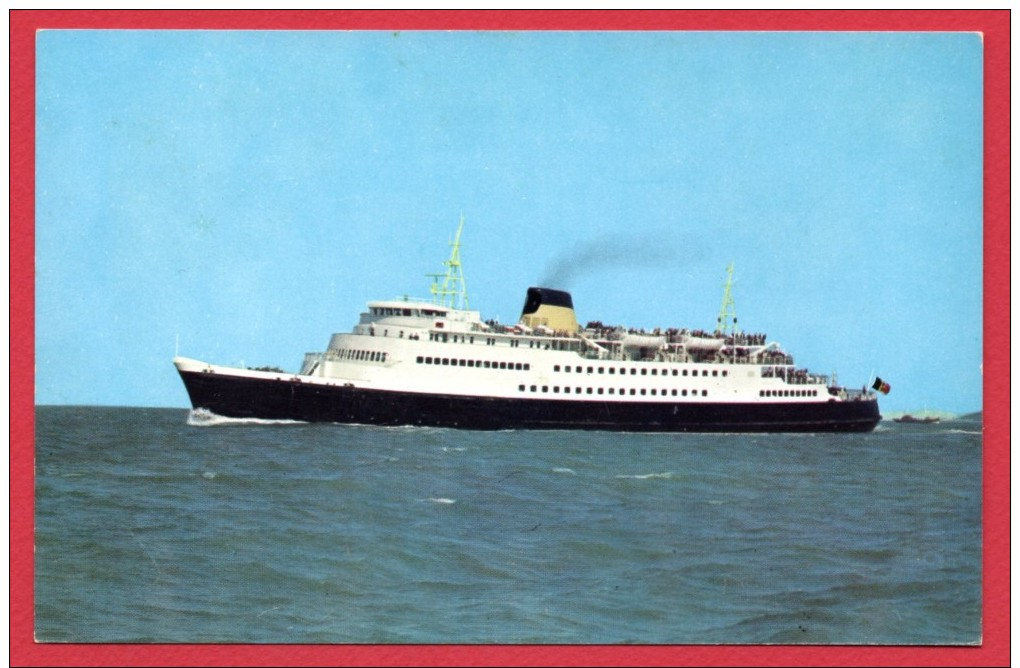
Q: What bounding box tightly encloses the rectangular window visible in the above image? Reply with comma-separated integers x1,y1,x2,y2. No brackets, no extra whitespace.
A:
542,385,549,392
599,367,605,374
671,389,677,396
587,367,594,374
586,388,593,394
609,368,615,375
641,369,648,376
554,365,560,372
553,386,560,393
702,390,708,397
459,359,466,366
598,388,604,395
531,385,537,392
682,369,688,376
682,389,688,396
712,370,718,377
417,356,423,364
519,384,525,391
631,368,637,375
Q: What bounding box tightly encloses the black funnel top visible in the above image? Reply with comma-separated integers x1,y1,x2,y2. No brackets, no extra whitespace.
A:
521,287,574,316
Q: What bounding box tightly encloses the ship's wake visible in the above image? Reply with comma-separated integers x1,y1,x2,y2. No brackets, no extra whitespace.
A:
186,408,307,427
615,471,674,480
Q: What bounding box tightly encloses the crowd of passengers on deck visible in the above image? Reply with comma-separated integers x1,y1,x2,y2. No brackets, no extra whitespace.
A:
762,366,815,384
479,316,775,346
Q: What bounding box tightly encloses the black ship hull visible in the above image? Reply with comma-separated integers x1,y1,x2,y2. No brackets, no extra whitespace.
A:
178,369,882,433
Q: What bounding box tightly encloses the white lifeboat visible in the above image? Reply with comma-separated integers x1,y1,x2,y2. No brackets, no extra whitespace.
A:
682,335,725,351
621,334,667,350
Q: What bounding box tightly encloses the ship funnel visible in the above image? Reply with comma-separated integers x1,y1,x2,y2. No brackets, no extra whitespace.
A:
519,287,580,333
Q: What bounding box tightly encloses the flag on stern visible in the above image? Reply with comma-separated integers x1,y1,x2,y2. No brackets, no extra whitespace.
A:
872,377,891,394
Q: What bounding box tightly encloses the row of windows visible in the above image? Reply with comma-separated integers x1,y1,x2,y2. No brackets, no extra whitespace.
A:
429,332,478,344
761,389,818,397
518,385,709,397
370,306,447,317
416,356,531,371
334,348,389,363
426,332,576,351
553,364,728,378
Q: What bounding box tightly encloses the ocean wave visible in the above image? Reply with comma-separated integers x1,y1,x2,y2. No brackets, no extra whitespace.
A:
947,429,982,435
553,467,577,475
425,497,456,504
615,472,673,480
186,408,306,427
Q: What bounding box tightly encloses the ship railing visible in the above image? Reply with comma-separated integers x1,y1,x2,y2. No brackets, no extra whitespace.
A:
830,387,873,401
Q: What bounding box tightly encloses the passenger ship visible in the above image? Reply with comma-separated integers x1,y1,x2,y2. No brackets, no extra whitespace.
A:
175,220,882,432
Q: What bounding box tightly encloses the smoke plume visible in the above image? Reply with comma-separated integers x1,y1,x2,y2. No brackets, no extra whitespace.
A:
540,232,702,289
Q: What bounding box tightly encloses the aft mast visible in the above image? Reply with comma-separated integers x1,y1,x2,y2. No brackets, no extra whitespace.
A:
428,215,469,310
715,262,740,336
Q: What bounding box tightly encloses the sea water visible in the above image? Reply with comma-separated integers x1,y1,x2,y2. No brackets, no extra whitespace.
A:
34,406,981,644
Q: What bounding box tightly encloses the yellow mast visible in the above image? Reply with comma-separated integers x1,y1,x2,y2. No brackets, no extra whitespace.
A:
715,262,739,336
427,215,469,310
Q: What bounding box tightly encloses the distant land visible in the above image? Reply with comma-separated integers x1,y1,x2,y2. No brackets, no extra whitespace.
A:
882,410,982,422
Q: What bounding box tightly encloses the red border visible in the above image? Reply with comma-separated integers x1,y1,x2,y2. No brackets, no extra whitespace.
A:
10,10,1009,667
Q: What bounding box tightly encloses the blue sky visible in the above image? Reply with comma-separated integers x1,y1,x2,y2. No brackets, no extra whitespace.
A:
35,30,983,414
